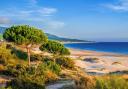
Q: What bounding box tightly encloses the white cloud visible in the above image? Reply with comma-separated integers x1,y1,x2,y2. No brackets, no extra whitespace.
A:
0,0,64,30
0,7,58,18
38,8,58,16
0,17,10,24
104,0,128,11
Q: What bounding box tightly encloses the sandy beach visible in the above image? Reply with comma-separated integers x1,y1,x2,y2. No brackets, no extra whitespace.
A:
69,48,128,74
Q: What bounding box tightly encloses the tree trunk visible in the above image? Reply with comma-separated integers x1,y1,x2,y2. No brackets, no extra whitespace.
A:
27,47,31,66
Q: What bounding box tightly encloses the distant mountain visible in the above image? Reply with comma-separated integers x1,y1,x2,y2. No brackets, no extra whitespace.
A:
46,33,88,42
0,26,89,42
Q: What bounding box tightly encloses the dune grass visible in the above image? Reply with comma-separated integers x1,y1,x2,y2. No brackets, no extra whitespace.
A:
74,75,128,89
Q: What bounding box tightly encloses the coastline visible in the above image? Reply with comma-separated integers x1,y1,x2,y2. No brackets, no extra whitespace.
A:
64,42,128,56
63,41,95,44
68,48,128,74
68,47,128,57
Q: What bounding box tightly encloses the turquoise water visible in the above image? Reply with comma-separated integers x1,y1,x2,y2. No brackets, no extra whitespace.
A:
64,42,128,55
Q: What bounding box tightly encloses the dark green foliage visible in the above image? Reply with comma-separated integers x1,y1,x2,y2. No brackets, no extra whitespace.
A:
56,57,75,69
41,56,54,62
45,61,61,75
4,62,60,83
3,25,48,66
30,55,61,75
2,64,26,77
40,40,70,55
30,54,44,61
6,78,45,89
30,55,54,62
3,25,47,45
11,48,28,60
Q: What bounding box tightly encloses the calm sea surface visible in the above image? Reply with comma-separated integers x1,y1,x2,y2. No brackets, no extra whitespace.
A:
64,42,128,55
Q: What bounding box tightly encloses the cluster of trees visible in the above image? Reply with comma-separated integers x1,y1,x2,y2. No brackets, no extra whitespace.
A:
3,25,70,66
40,40,70,55
0,25,73,89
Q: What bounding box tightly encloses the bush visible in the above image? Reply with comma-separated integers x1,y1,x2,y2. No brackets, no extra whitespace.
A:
75,75,95,89
40,40,70,55
74,75,128,89
30,54,61,75
56,57,75,69
30,54,43,61
45,61,61,75
42,56,54,62
0,44,16,65
95,75,128,89
84,58,99,63
6,78,45,89
1,64,27,77
11,48,28,61
6,44,13,49
4,63,59,84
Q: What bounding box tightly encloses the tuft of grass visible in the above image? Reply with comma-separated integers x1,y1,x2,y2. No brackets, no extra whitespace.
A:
74,75,128,89
95,75,128,89
112,61,122,65
84,58,99,63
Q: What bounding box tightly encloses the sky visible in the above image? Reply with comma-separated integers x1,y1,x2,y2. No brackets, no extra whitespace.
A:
0,0,128,42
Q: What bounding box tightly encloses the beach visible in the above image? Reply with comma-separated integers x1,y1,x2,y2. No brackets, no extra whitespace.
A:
69,48,128,74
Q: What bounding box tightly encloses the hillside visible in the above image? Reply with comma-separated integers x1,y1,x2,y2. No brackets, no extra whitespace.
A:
0,27,88,42
45,33,88,42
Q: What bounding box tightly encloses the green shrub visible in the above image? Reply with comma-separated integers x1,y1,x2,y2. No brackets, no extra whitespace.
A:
45,61,61,75
4,63,59,84
30,54,54,62
75,75,95,89
41,56,54,62
11,48,28,61
56,57,75,69
6,78,45,89
40,40,70,55
30,55,61,75
30,54,43,61
1,64,26,77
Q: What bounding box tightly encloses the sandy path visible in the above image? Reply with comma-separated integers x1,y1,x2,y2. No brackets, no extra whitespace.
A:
46,80,73,89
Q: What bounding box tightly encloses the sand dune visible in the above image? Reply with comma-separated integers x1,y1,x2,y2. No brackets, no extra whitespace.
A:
69,48,128,74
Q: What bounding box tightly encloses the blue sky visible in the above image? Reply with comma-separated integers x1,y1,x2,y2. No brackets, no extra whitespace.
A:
0,0,128,41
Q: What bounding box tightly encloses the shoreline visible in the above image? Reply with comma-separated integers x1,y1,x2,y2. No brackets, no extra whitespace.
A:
68,47,128,57
69,47,128,74
63,41,95,44
64,42,128,56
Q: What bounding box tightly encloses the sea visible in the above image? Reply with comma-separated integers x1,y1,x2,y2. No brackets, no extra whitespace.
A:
64,42,128,55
